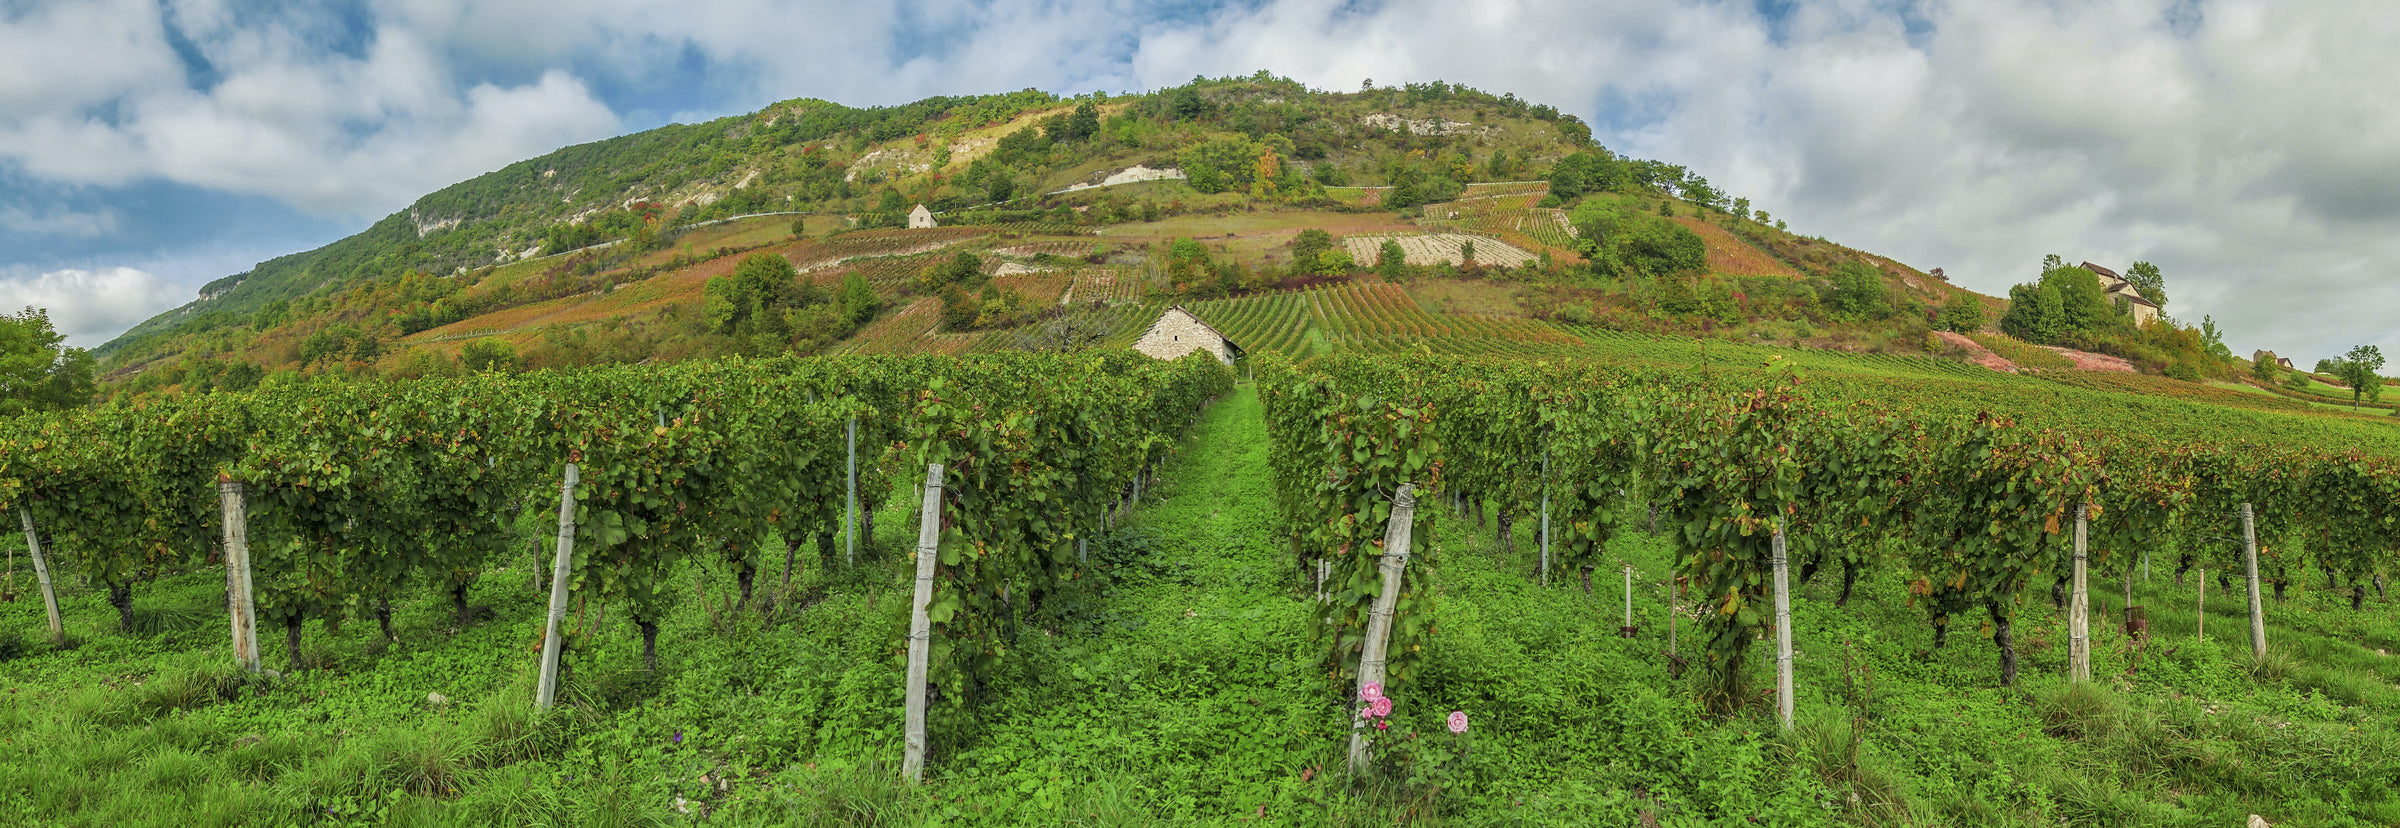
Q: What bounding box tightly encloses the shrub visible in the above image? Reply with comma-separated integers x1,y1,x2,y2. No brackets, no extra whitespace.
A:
1822,263,1893,321
1937,294,1986,332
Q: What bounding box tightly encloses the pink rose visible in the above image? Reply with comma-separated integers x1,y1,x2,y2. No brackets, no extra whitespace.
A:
1359,683,1383,702
1370,697,1393,718
1447,711,1469,734
1375,719,1389,731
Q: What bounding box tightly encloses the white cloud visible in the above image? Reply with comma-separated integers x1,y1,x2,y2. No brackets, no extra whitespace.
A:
0,266,176,348
0,2,621,216
1081,0,2400,360
0,206,118,237
7,0,2400,359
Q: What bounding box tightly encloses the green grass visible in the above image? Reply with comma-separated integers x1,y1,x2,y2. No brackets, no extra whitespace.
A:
5,386,2400,824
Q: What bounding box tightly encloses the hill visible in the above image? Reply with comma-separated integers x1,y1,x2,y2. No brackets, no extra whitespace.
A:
96,73,2361,445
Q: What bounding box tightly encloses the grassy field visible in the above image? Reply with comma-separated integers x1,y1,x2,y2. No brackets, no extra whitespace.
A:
4,385,2400,825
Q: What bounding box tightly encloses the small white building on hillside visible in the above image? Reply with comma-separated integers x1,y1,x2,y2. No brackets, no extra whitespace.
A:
908,204,937,229
1132,306,1243,365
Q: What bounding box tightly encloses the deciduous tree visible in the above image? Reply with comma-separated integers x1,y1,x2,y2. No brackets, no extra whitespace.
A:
0,307,94,415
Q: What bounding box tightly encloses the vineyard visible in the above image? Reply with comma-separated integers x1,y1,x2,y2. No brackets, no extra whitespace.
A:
790,227,994,275
1416,191,1580,254
1062,267,1142,305
7,341,2400,823
1670,216,1801,277
1341,233,1541,269
1183,282,1583,360
1259,351,2400,822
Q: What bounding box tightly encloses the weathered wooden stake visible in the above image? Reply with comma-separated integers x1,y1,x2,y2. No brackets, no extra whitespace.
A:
216,479,260,672
1669,576,1679,658
536,464,579,710
1620,564,1635,637
2122,552,2140,639
1348,483,1417,775
2195,565,2206,642
845,417,858,566
2242,503,2267,661
1773,517,1794,731
18,504,63,647
903,464,945,783
1539,448,1551,586
2069,502,2091,683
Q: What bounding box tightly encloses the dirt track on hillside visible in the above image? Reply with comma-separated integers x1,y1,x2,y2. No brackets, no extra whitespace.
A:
1934,331,2018,373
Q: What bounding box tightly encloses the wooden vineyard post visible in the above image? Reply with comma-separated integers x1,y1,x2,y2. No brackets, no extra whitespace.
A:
845,416,858,566
859,415,868,564
2123,556,2142,641
1669,576,1679,659
1772,517,1794,731
216,478,260,672
18,505,63,647
1620,565,1636,638
2242,503,2267,661
536,464,579,710
2195,565,2206,643
2069,502,2091,683
1539,447,1550,586
1348,483,1417,775
903,464,944,783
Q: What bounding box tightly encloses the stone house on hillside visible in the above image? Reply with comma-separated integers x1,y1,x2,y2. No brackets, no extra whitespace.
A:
2251,349,2296,370
908,204,937,229
1133,306,1243,365
2079,262,2161,326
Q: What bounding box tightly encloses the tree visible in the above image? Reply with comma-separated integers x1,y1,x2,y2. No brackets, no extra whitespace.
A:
2252,353,2280,384
2199,315,2233,361
299,323,383,369
2000,282,2065,343
1290,229,1335,272
0,307,95,415
837,273,881,330
1680,175,1722,212
1614,216,1705,278
1166,238,1214,294
2123,261,2167,307
919,251,986,290
2335,345,2385,409
1937,294,1987,333
706,253,801,336
938,285,978,332
1376,240,1408,281
1547,152,1600,201
2045,266,2116,335
1823,263,1893,321
459,338,521,373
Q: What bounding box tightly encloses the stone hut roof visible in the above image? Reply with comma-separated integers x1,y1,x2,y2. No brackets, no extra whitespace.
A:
1158,306,1244,357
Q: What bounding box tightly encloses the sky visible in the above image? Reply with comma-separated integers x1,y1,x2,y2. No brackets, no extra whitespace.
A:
2,0,2394,363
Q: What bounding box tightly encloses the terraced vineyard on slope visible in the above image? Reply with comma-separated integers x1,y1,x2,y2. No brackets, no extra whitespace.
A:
1186,282,1582,359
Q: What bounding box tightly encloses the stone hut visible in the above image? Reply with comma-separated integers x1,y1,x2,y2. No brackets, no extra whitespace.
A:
1132,306,1242,365
2079,261,2160,326
2251,349,2296,370
908,204,937,229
